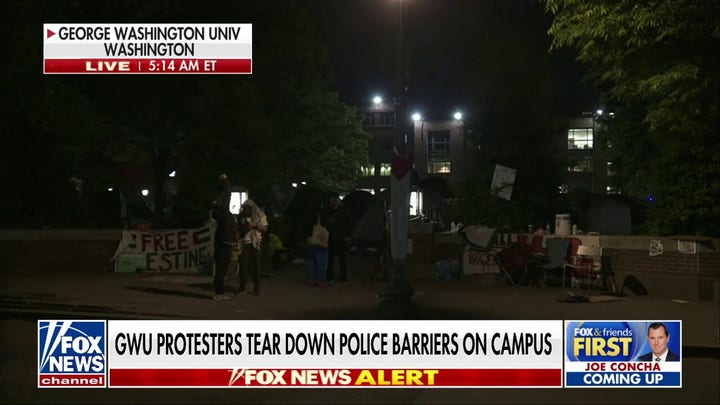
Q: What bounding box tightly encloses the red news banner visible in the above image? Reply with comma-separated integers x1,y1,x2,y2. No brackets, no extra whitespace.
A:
107,320,564,388
43,24,252,75
110,368,560,387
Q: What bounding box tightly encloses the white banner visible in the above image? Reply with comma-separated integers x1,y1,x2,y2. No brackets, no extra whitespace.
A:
111,223,215,272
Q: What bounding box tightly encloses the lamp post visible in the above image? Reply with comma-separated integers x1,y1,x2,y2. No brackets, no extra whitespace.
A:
379,0,414,303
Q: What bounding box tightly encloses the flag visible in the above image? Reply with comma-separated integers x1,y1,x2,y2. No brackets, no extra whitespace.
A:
390,146,413,260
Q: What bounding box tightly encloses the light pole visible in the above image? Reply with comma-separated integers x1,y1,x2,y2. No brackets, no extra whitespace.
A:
379,0,414,303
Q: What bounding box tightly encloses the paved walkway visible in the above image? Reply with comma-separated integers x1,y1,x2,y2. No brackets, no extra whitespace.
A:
1,256,718,404
2,256,719,346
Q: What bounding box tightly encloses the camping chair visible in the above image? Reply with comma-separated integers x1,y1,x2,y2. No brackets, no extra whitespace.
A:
530,235,547,255
561,237,582,288
565,244,603,298
460,226,514,284
493,233,537,286
536,238,570,287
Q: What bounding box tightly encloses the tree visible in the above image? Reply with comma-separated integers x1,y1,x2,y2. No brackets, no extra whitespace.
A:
175,1,369,225
458,1,568,230
0,0,368,229
0,0,110,228
543,0,720,235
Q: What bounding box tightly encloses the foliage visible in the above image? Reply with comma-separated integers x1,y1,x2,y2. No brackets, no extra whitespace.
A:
457,2,567,230
543,0,720,235
0,0,368,229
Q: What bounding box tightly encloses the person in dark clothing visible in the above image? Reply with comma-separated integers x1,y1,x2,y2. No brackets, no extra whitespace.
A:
237,199,268,295
323,194,353,284
307,203,329,288
212,174,237,301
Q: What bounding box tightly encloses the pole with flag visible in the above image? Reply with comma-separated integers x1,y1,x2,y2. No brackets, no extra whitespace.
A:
379,139,415,300
378,0,414,302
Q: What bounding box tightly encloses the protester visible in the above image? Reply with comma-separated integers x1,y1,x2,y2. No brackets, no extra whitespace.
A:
323,193,353,284
212,174,237,301
238,199,268,295
307,207,329,288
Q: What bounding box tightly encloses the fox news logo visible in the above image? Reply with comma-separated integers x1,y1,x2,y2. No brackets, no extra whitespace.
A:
38,320,106,388
566,321,640,362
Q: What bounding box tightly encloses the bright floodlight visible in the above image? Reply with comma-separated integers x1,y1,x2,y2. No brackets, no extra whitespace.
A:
291,183,298,188
107,187,113,192
168,170,176,177
372,96,382,105
301,181,307,185
412,112,422,121
596,109,604,115
141,189,149,196
453,111,463,120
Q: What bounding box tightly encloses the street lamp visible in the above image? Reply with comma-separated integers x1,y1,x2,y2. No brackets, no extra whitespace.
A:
373,95,383,105
379,0,414,304
412,112,422,121
453,111,463,120
141,189,149,197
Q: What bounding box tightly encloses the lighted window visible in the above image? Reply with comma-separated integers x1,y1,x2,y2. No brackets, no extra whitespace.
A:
428,131,451,174
380,163,392,176
363,112,394,127
607,161,615,177
229,192,248,215
359,165,375,177
569,156,593,172
410,191,423,216
428,162,452,174
567,128,593,149
606,186,621,195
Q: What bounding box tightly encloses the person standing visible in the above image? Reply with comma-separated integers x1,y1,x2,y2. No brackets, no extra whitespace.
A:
307,205,329,288
324,193,353,284
212,174,237,301
238,199,268,295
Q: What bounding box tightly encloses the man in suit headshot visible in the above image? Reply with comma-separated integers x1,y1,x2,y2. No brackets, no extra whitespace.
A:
638,322,680,361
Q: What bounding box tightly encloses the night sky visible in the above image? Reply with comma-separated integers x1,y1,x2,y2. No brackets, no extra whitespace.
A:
310,0,597,119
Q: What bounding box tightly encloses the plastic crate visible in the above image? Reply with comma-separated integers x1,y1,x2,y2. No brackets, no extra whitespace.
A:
435,260,459,281
115,254,145,273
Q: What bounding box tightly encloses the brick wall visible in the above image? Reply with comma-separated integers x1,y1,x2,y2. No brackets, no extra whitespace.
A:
1,230,717,302
599,236,719,301
0,230,121,272
0,239,120,271
407,233,434,263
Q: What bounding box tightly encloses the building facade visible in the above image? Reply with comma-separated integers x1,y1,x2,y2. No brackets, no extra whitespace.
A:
562,112,614,195
355,99,468,219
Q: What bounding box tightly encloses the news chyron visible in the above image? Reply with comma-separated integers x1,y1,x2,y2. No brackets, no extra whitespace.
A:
565,320,682,388
43,24,252,75
38,320,107,388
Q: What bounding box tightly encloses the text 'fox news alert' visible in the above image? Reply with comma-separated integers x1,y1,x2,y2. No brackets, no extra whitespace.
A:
43,24,252,75
564,321,682,388
38,320,107,388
